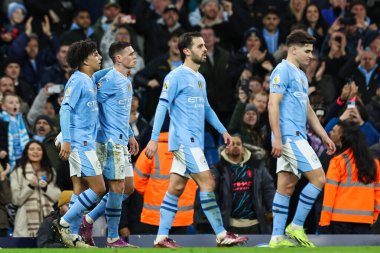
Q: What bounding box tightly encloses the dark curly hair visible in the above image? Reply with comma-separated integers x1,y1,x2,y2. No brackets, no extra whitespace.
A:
67,39,98,70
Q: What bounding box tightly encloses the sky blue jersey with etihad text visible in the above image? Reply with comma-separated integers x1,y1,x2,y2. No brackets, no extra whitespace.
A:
95,68,134,145
269,59,309,142
150,65,226,151
60,71,98,150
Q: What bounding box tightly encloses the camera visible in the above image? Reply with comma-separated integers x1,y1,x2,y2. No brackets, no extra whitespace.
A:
334,36,342,43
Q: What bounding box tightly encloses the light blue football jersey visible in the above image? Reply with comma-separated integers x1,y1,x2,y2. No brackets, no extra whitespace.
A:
270,59,309,142
151,65,226,151
60,70,98,150
95,68,134,145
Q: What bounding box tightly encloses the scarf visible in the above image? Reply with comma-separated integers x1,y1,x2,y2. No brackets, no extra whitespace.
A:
1,111,30,169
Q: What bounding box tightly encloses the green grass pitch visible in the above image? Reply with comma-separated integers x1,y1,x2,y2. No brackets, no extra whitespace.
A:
1,247,380,253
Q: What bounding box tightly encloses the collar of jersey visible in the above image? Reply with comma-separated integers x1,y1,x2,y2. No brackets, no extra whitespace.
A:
181,65,200,76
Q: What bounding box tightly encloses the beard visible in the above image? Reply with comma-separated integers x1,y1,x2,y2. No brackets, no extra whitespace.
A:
191,53,206,65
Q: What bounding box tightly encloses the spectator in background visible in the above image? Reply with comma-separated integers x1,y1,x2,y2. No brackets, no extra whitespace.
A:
212,134,274,234
325,96,380,146
23,0,76,36
92,0,122,46
261,6,286,57
39,42,71,91
305,52,336,104
0,2,27,57
10,140,61,237
365,83,380,131
249,91,269,130
199,26,234,127
133,0,172,25
32,115,59,170
134,121,197,234
27,83,60,127
320,121,380,234
0,75,29,113
230,90,271,152
230,0,267,32
129,95,149,159
100,19,144,78
321,0,348,26
323,30,349,86
8,16,59,93
324,81,358,124
283,0,308,27
192,0,232,48
0,93,30,170
2,57,36,107
301,3,328,51
229,104,265,148
363,30,380,56
248,76,263,95
338,46,380,104
262,73,271,92
59,9,93,44
349,0,378,32
134,29,183,120
229,27,275,87
134,3,183,63
37,190,73,248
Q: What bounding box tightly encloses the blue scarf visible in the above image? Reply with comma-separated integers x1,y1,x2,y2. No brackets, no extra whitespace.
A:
1,111,29,169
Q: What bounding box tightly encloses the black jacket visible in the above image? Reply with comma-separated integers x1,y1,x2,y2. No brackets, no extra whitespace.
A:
211,145,275,233
37,210,65,248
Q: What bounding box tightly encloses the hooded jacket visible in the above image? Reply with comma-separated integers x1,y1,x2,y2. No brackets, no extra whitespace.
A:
211,144,274,233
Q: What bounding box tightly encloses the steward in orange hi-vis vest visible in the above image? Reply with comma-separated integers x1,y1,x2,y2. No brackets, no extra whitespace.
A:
134,132,197,226
320,149,380,226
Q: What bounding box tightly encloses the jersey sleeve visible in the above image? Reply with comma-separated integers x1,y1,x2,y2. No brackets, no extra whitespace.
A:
159,74,179,105
151,74,179,141
269,66,289,94
93,67,113,84
61,78,82,109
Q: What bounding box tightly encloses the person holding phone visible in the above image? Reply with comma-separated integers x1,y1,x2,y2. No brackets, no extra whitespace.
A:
325,96,380,146
10,140,61,237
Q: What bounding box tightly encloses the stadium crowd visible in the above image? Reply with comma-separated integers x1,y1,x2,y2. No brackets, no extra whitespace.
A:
0,0,380,244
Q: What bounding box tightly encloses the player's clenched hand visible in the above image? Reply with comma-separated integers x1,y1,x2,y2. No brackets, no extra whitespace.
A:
145,140,158,159
59,142,71,160
128,136,139,156
222,132,232,147
271,137,282,158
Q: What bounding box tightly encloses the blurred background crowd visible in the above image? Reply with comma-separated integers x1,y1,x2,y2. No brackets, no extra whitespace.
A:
0,0,380,242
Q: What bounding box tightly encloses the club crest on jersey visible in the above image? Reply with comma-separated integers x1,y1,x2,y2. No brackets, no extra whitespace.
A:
97,80,103,89
198,81,202,89
163,81,169,90
65,87,72,96
128,83,131,92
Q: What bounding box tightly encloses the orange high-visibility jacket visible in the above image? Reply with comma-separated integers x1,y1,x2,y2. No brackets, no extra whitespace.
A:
134,132,197,226
320,149,380,226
